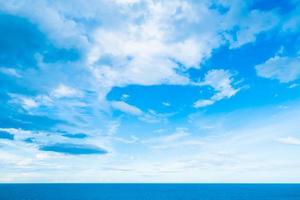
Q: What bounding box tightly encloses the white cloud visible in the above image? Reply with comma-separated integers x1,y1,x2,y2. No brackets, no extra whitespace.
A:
85,0,225,100
0,0,279,111
194,99,214,108
106,121,120,136
194,69,241,108
204,70,240,100
2,0,300,183
256,56,300,83
88,26,194,87
278,137,300,145
9,84,81,110
0,0,280,51
0,1,88,49
9,94,39,110
226,9,279,48
51,84,80,98
110,101,168,123
0,128,35,141
111,101,143,116
21,98,39,109
2,102,300,182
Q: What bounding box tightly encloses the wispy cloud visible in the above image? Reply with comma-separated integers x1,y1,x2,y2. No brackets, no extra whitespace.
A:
51,84,81,99
278,137,300,145
111,101,143,116
0,67,21,77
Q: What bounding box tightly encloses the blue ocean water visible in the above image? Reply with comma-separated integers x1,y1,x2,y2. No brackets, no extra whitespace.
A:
0,184,300,200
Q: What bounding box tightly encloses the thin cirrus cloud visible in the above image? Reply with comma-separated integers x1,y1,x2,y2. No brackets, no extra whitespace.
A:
0,67,21,78
111,101,143,116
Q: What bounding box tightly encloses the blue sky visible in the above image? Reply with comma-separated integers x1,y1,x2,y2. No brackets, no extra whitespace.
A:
0,0,300,183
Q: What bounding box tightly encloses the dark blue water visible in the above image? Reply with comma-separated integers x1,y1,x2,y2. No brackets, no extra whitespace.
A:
0,184,300,200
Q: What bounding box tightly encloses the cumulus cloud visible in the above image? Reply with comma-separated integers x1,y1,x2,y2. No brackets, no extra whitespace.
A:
0,0,279,112
256,56,300,83
88,28,192,87
206,70,240,100
86,0,224,92
194,69,241,108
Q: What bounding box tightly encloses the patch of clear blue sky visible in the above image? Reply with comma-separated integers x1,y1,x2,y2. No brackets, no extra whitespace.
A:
39,143,108,155
251,0,295,13
0,131,14,140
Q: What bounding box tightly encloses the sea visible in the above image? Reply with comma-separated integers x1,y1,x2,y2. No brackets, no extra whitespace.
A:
0,184,300,200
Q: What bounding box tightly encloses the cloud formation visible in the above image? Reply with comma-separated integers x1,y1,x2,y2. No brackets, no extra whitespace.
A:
256,56,300,83
0,0,300,182
194,69,241,108
111,101,143,116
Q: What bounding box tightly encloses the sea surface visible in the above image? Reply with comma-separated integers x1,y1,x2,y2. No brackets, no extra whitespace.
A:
0,184,300,200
